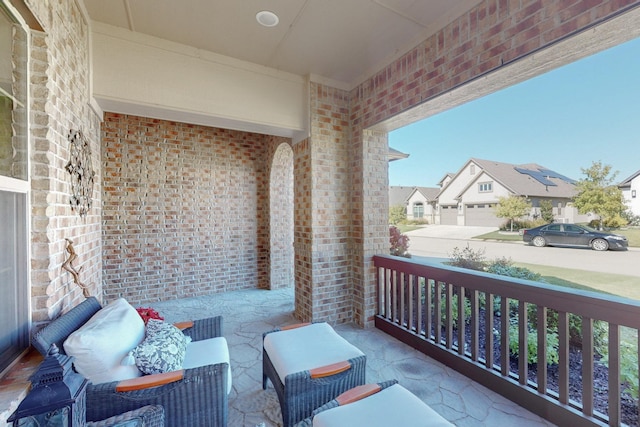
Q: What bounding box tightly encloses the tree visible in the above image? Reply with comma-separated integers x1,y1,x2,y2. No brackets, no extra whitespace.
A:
539,199,554,223
495,195,532,232
573,161,627,230
389,205,406,225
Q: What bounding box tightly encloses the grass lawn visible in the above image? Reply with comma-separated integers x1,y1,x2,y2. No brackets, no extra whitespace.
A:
396,224,424,234
616,227,640,247
515,262,640,301
474,230,522,241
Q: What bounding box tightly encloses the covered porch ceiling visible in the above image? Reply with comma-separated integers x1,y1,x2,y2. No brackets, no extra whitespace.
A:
82,0,481,88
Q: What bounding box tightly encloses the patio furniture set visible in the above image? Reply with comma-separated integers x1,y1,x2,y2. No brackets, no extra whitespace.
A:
30,297,453,426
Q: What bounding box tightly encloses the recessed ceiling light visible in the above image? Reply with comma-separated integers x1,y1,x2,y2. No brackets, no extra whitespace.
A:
256,10,279,27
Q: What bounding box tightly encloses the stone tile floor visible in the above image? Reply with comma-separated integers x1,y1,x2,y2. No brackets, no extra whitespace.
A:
152,288,556,427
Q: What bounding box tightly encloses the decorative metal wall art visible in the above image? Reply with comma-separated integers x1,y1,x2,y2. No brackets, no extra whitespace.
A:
65,129,95,217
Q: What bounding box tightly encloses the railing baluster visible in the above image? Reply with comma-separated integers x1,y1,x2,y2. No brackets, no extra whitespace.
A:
425,279,433,340
417,276,423,336
399,272,406,327
384,267,390,319
537,306,548,395
518,301,528,385
446,283,453,349
558,311,569,405
608,323,621,426
470,290,479,361
581,316,594,417
458,286,466,356
392,269,398,324
434,281,442,345
501,297,509,377
485,292,494,370
408,274,415,333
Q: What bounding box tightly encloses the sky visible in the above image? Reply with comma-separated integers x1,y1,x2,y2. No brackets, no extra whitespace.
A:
389,36,640,189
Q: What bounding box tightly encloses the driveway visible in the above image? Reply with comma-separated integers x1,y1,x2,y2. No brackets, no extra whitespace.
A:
407,225,498,240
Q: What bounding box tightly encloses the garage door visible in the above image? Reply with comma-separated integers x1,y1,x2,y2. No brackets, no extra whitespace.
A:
465,204,502,227
440,205,457,225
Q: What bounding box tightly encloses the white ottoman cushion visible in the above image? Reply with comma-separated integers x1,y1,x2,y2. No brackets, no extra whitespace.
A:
263,323,364,384
183,337,232,394
312,384,453,427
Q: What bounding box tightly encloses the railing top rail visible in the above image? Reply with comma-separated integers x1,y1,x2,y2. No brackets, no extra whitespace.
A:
373,254,640,328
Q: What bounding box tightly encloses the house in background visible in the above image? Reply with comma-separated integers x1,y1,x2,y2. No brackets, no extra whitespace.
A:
436,158,589,227
389,186,439,223
619,169,640,216
407,187,439,222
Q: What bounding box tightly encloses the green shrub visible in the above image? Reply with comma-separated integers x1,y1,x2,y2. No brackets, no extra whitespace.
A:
603,214,628,228
602,339,639,400
539,199,554,223
499,218,546,231
622,209,640,226
487,263,542,281
503,313,559,365
389,205,407,226
448,245,487,271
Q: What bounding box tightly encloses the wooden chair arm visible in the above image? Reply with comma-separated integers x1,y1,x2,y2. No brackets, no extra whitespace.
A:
173,321,194,330
309,360,351,379
280,322,311,331
115,370,185,392
336,383,382,405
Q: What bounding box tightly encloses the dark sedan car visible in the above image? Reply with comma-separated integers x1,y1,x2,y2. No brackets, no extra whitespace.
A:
522,223,628,251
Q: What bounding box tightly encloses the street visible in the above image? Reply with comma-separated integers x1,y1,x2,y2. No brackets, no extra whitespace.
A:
405,226,640,278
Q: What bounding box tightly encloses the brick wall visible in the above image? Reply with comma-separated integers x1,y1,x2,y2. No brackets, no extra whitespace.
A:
26,0,102,323
306,83,353,323
101,113,286,305
293,137,312,321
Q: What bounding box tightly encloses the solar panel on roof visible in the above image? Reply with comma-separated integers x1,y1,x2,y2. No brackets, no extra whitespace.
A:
537,168,577,185
514,167,576,186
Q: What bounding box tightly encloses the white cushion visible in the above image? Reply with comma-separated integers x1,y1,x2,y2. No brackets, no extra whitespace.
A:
64,298,144,384
183,337,232,394
313,384,453,427
263,323,364,384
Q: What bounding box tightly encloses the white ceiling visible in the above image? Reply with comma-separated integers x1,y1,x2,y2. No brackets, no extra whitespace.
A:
82,0,481,87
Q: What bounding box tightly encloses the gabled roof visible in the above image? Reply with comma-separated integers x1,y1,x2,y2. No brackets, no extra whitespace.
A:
473,158,577,198
619,169,640,188
388,147,409,162
389,186,414,207
412,187,440,201
447,158,579,200
437,173,455,187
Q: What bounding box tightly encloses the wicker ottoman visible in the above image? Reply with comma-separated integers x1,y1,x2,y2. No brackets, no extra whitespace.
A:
262,323,366,427
296,380,454,427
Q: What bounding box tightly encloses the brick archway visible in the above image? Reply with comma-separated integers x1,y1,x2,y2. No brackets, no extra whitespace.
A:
269,143,294,289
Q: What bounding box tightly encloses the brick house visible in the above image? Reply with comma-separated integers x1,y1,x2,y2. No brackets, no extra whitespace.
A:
436,158,590,226
2,0,639,405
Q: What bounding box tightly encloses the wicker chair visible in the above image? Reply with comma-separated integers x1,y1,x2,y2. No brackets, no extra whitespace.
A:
86,404,165,427
262,322,366,427
33,297,229,427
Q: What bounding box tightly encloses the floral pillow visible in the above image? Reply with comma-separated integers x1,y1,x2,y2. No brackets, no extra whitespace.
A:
131,319,188,375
